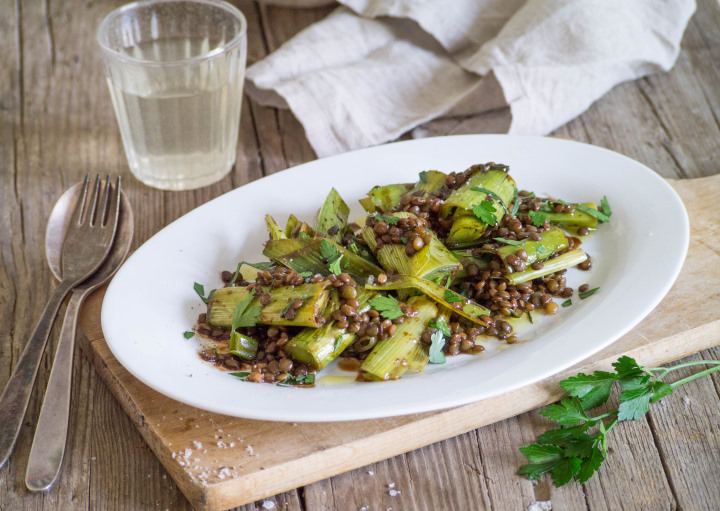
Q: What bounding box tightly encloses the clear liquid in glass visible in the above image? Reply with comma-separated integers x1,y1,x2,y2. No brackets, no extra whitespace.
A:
107,38,245,190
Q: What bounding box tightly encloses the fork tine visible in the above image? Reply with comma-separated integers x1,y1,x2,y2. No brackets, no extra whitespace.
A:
105,176,121,230
87,174,102,226
98,174,111,226
70,175,91,226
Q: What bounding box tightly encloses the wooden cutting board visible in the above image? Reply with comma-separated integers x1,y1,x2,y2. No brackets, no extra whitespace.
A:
78,175,720,511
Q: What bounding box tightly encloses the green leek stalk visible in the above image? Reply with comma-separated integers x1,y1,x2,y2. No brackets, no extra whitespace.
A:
359,296,437,381
359,183,413,213
442,168,517,247
315,188,350,242
411,170,447,195
405,342,430,373
207,282,330,328
506,249,588,285
229,332,258,360
284,214,299,237
365,274,491,326
283,287,378,370
265,214,287,240
263,238,383,281
545,202,599,229
361,212,461,283
284,214,315,238
496,228,568,271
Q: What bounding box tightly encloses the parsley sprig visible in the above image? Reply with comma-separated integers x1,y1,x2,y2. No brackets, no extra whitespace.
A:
369,295,404,320
472,200,497,225
320,238,344,275
518,356,720,487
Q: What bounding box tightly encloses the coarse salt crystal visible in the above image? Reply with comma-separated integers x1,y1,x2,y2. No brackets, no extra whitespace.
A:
246,445,254,455
262,501,276,509
389,490,401,497
230,442,236,448
367,470,374,475
171,452,177,459
217,441,227,448
217,467,231,480
388,483,395,488
193,441,203,449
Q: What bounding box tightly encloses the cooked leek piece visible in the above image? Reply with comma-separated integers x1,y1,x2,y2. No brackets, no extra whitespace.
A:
315,188,350,242
284,214,299,238
451,249,490,270
411,170,447,195
366,274,491,326
207,283,330,328
404,342,429,373
496,228,568,271
359,296,437,381
445,215,489,249
442,168,517,246
544,202,599,229
263,238,383,281
283,287,377,369
237,263,261,283
506,249,588,285
359,183,412,213
361,212,460,283
265,214,287,240
229,332,258,360
284,213,315,238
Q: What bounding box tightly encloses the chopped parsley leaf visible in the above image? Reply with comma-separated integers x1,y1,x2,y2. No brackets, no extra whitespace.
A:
419,170,428,183
600,195,612,218
429,330,446,364
576,204,610,223
444,290,464,303
328,254,344,275
579,287,600,299
562,299,572,308
429,316,452,337
231,289,262,329
299,271,313,279
471,187,509,213
193,282,215,304
529,210,548,227
298,231,310,239
472,200,497,225
183,331,195,339
320,238,338,260
369,295,404,320
369,213,400,225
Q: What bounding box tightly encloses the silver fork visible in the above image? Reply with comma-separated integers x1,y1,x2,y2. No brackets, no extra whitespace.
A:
0,175,120,469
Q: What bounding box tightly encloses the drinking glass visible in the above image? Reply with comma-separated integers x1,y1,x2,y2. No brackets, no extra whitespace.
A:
98,0,247,191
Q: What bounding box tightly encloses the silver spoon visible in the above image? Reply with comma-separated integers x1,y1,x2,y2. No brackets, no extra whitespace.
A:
24,182,133,492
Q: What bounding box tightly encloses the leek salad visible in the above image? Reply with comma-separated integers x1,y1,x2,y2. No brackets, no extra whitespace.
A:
194,163,610,385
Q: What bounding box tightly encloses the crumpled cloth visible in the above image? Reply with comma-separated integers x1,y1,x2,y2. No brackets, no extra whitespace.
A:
246,0,696,157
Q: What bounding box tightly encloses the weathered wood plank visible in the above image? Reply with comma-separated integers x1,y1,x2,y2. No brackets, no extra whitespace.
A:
304,431,493,511
646,351,720,510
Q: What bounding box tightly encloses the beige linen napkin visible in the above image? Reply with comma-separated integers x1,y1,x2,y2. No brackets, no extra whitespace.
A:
246,0,696,157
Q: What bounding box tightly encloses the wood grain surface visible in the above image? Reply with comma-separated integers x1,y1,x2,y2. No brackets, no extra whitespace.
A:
2,0,720,510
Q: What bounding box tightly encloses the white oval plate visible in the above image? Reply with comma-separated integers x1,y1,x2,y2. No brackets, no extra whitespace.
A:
102,135,688,422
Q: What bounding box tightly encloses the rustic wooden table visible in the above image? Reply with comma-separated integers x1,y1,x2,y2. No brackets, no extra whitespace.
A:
2,1,720,509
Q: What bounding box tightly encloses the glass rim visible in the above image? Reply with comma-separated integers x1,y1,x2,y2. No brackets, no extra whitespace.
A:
97,0,247,67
